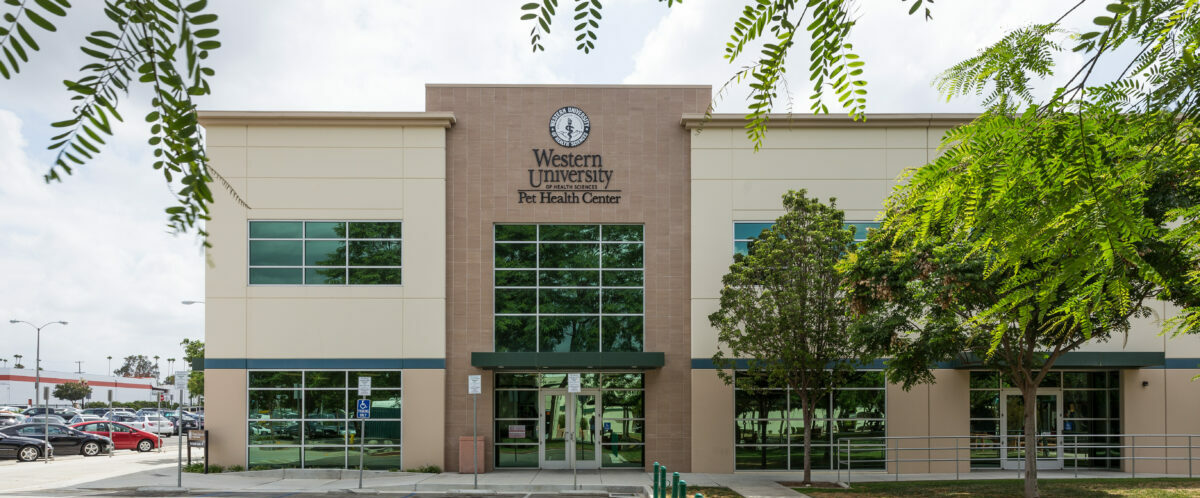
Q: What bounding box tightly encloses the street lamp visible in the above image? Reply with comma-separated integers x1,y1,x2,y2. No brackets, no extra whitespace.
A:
180,300,204,305
9,319,68,463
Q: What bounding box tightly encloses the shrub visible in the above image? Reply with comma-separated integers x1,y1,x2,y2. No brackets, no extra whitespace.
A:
404,465,441,473
227,465,244,472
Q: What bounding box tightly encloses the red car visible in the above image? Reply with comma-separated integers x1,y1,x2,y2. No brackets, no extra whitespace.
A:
71,421,161,452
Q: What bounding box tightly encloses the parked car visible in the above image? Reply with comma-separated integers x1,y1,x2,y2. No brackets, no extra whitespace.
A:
102,409,136,419
0,413,25,427
80,408,111,417
165,412,201,434
25,414,67,425
71,421,160,452
68,414,102,425
106,414,173,435
21,407,58,416
0,432,51,462
0,406,26,414
0,424,112,457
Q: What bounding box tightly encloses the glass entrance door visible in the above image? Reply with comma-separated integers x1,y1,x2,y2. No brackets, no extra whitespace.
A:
1000,389,1063,470
539,390,600,469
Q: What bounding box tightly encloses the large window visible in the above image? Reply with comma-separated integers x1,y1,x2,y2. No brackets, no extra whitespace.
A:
493,372,645,468
734,371,886,470
968,370,1120,469
248,221,402,285
494,224,644,352
247,370,401,470
734,221,878,256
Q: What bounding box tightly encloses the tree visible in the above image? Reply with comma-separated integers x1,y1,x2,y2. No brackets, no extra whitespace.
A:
113,354,159,378
0,0,239,245
13,354,23,369
842,109,1200,497
709,189,859,484
181,338,204,403
52,380,92,406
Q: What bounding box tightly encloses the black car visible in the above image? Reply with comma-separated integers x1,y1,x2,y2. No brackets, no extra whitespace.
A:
0,413,24,427
0,432,51,462
0,423,112,457
165,413,200,434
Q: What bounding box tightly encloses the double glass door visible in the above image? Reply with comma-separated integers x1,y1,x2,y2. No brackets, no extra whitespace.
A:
999,389,1063,470
540,390,600,469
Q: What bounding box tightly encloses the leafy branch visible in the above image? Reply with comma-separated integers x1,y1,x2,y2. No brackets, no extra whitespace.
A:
0,0,71,79
8,0,246,247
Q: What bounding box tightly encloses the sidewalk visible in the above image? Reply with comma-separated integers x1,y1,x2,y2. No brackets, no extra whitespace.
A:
56,468,808,497
36,467,1186,497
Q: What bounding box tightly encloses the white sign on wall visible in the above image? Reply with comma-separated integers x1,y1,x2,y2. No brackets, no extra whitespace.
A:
358,376,372,397
468,375,482,394
567,373,581,393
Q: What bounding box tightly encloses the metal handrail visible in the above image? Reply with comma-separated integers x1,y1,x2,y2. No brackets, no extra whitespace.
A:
833,434,1198,483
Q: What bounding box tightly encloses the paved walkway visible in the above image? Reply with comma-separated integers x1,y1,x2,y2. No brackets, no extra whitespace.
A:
21,467,1197,497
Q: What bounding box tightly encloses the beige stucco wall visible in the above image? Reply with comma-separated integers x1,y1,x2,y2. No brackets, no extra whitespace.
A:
401,368,445,469
690,124,947,360
1122,368,1200,475
882,370,969,474
201,117,449,469
204,369,247,467
691,369,735,473
203,122,447,361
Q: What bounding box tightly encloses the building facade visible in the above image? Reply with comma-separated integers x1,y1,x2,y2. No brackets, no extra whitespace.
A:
0,368,160,406
199,84,1200,474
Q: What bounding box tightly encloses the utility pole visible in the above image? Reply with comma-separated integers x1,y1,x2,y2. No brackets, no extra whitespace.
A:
107,356,112,375
75,361,83,374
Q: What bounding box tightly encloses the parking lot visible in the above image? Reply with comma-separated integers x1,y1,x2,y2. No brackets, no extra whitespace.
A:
0,435,200,495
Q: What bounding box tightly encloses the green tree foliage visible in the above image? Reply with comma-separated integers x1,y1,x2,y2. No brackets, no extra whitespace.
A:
181,338,203,401
709,189,859,484
518,0,933,148
113,354,159,378
52,380,92,405
843,110,1200,497
0,0,242,245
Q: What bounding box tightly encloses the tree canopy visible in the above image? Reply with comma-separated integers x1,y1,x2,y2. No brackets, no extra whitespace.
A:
52,380,92,405
709,189,859,484
113,354,159,378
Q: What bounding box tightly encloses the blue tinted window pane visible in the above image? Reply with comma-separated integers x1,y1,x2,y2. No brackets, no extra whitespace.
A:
250,240,302,266
734,241,749,256
349,222,402,239
845,222,880,242
539,316,599,352
250,221,302,239
305,268,345,285
250,268,302,285
305,241,345,266
734,223,774,240
305,222,345,239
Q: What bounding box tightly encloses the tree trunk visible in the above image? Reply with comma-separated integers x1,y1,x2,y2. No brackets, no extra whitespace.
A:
1022,384,1039,498
801,393,812,485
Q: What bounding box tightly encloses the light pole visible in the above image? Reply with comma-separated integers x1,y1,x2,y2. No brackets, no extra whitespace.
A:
107,356,112,376
9,319,68,463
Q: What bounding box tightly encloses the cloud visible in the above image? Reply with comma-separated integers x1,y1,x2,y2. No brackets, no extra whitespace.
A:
0,109,203,380
0,0,1144,387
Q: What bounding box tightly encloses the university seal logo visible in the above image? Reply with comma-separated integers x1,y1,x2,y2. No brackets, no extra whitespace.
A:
549,106,590,147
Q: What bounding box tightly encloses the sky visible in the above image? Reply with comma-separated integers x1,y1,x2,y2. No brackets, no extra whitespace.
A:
0,0,1103,383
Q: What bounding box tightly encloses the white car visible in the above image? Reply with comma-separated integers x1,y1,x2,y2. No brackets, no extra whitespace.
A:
140,415,176,435
107,414,174,435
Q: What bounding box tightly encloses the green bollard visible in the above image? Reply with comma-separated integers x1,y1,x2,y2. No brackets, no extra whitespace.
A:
652,462,660,498
672,472,680,498
656,466,664,498
680,479,687,498
695,495,703,498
